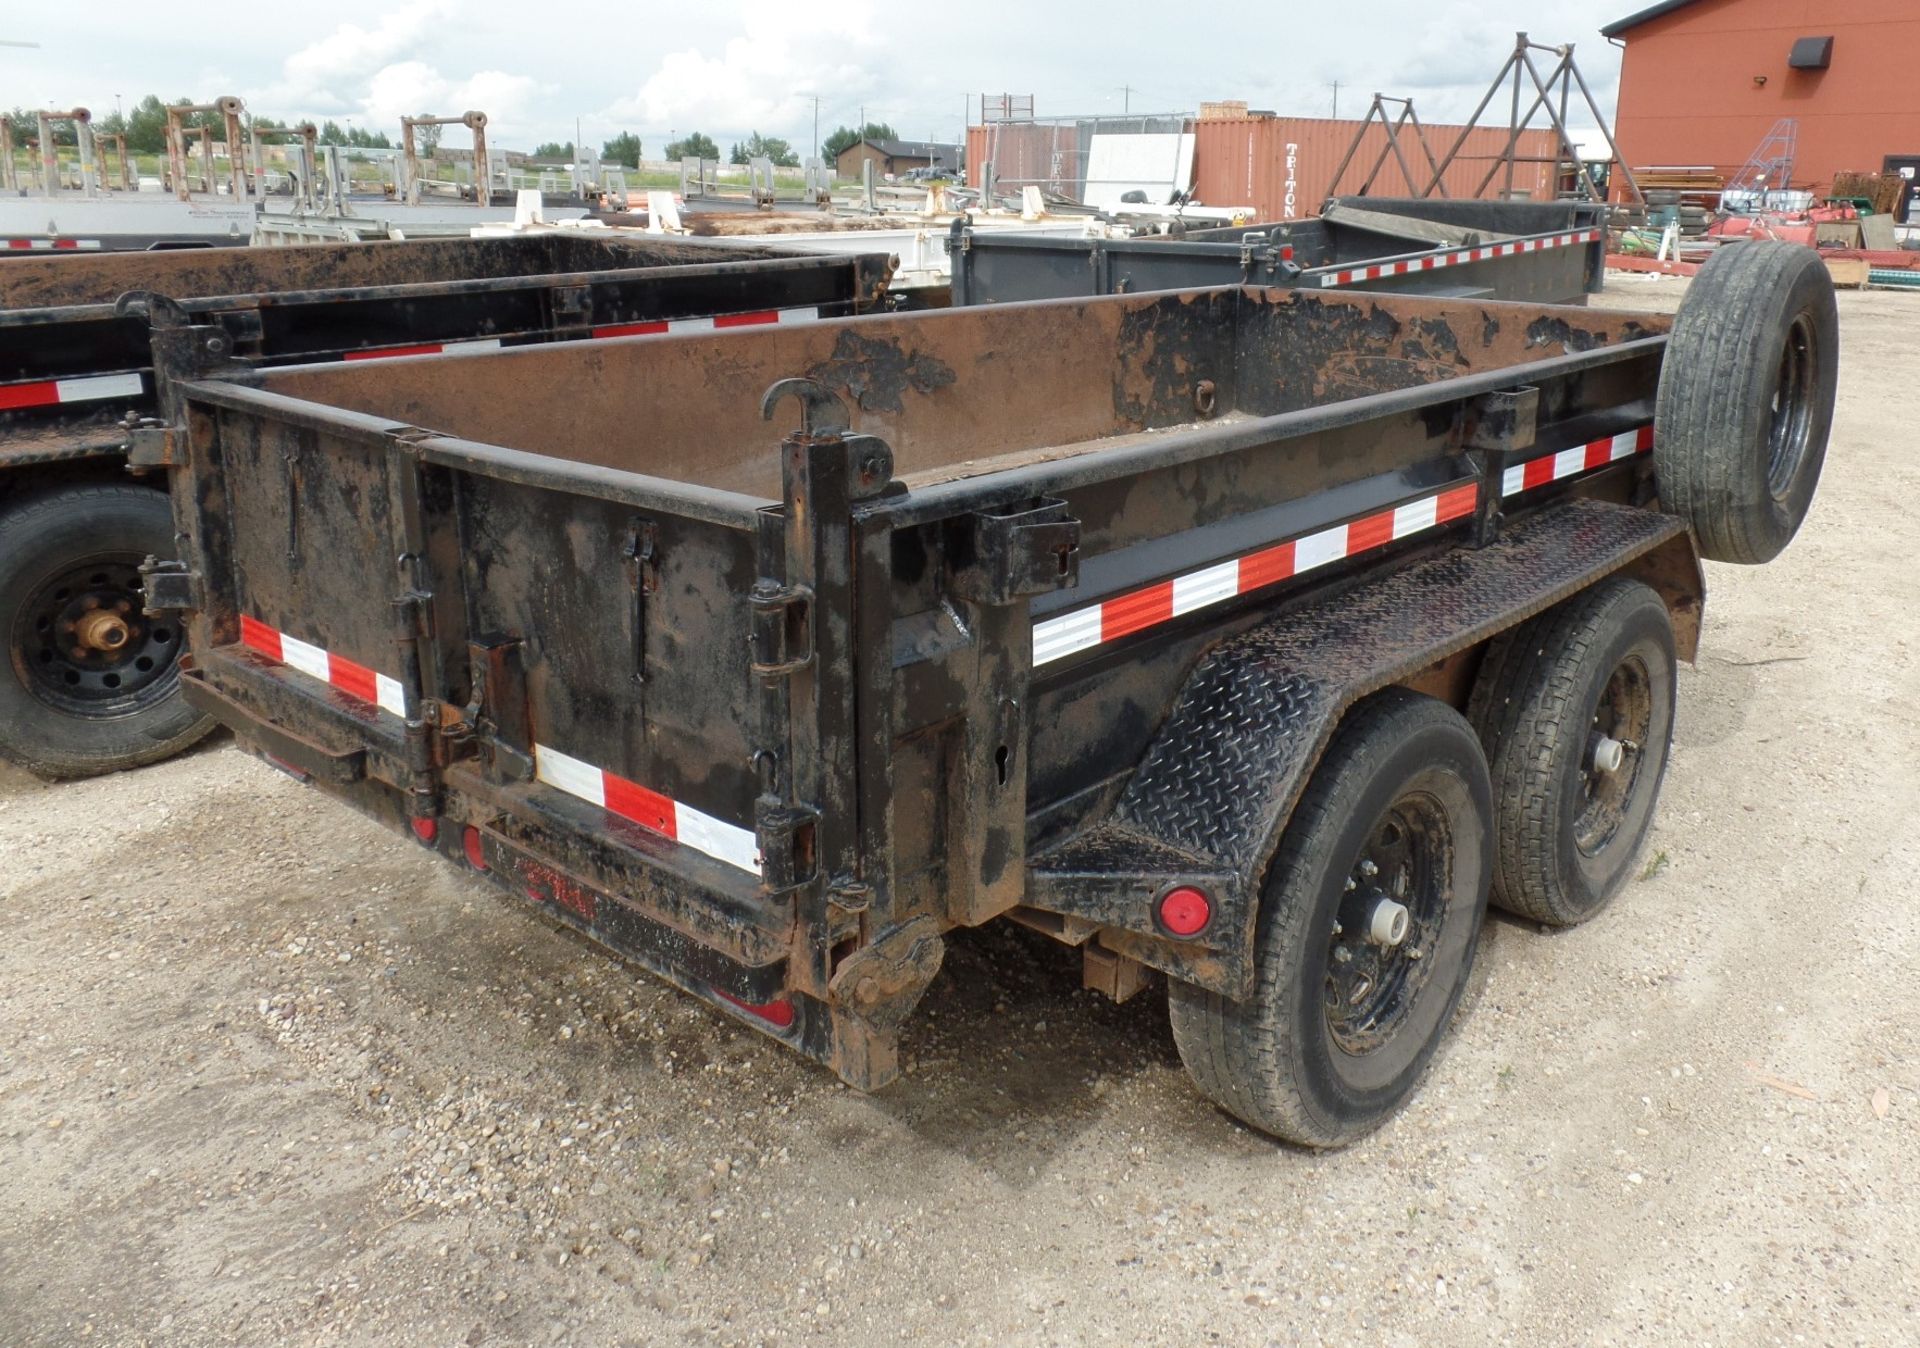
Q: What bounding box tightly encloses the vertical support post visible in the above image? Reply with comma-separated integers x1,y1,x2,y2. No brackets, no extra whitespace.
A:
36,113,57,195
0,121,14,192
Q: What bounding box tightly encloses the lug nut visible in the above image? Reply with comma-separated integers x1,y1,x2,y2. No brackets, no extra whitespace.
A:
1593,735,1626,774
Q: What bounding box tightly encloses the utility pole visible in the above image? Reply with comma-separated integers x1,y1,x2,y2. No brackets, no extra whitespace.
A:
1329,80,1341,119
1118,84,1135,114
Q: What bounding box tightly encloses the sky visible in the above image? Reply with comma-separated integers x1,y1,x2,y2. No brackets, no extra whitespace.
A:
1,0,1642,157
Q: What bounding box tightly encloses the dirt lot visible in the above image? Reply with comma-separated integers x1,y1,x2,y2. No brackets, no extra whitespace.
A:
4,276,1917,1348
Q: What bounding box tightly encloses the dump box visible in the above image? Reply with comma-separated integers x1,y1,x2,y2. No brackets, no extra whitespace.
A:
150,242,1836,1145
0,232,892,778
950,197,1607,307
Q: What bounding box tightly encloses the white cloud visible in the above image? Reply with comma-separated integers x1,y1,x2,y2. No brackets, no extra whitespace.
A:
243,1,544,141
602,0,882,138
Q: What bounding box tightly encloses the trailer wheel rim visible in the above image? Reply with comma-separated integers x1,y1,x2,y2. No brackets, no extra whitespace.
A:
16,556,179,718
1766,313,1817,502
1325,795,1451,1057
1575,655,1654,857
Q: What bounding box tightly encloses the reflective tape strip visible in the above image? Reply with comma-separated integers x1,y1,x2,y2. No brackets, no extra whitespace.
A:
238,615,407,717
342,337,502,361
1317,228,1601,288
533,743,760,876
1501,424,1654,498
1031,480,1480,667
5,238,102,250
590,306,821,340
0,371,143,411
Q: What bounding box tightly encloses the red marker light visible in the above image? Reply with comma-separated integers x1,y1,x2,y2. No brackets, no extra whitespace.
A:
462,825,487,871
411,817,438,843
1157,886,1212,937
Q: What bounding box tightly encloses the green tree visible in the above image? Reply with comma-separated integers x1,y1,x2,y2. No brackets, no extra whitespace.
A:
531,140,574,160
728,131,798,167
601,131,641,168
124,95,170,155
413,114,443,157
821,121,895,163
663,131,719,162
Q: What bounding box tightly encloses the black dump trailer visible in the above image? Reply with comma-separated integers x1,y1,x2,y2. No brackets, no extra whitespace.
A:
0,233,892,778
145,242,1834,1145
951,197,1608,307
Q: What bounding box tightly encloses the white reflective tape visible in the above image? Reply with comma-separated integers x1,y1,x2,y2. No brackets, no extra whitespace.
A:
1319,274,1337,287
1502,464,1527,498
1391,494,1438,539
670,315,715,333
55,372,142,404
673,803,760,876
451,338,501,352
1171,560,1239,617
278,632,331,682
1553,445,1588,480
1292,523,1348,574
776,307,821,324
1032,608,1104,666
535,744,607,808
1610,430,1640,460
374,673,407,718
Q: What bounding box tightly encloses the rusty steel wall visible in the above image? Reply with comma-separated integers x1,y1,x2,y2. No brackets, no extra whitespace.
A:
1192,118,1559,221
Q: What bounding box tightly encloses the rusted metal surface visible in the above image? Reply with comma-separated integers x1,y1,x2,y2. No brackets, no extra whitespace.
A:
166,97,246,201
29,109,95,198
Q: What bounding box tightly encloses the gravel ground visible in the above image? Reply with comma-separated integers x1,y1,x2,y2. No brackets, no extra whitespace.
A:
3,276,1917,1348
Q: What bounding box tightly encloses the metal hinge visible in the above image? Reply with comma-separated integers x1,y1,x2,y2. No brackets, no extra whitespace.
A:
749,580,814,676
755,797,820,893
948,496,1081,605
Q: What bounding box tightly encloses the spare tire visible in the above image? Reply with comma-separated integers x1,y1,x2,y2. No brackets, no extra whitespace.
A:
1653,241,1837,564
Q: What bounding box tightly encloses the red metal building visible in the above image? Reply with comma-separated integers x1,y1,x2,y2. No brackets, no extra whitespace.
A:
1605,0,1920,201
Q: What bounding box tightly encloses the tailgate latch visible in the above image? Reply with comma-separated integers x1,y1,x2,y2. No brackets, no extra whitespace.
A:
949,496,1081,605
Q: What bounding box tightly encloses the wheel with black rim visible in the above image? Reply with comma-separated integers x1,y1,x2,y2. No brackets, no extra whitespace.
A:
0,484,215,778
1654,240,1837,565
1468,577,1676,927
1168,687,1493,1148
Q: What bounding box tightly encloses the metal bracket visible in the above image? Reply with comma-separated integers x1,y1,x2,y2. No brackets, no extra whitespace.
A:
465,634,535,783
826,915,945,1033
126,423,177,469
137,557,197,614
760,377,850,436
749,579,814,676
948,496,1081,605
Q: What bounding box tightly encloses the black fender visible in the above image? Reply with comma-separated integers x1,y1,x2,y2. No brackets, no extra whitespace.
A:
1024,499,1696,999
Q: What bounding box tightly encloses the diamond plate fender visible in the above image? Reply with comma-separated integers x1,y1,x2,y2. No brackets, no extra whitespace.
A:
1025,500,1693,998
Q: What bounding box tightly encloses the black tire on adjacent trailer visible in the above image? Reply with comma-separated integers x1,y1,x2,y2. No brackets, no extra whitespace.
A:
1467,578,1677,928
0,484,215,778
1654,241,1837,565
1168,688,1493,1148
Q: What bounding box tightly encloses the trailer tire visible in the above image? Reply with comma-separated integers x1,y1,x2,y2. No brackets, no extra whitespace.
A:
1654,241,1836,564
1168,688,1492,1148
0,484,214,778
1468,578,1676,927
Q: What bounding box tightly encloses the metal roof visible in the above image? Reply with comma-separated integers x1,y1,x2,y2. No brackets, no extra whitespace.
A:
1601,0,1706,38
847,138,962,162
